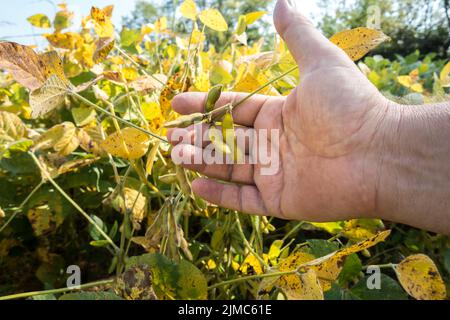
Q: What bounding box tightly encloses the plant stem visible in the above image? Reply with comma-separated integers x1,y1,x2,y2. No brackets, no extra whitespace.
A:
234,65,299,108
29,152,120,252
281,221,305,242
0,180,44,234
0,279,114,300
362,263,396,270
234,212,269,269
208,65,298,120
70,91,168,143
208,270,295,290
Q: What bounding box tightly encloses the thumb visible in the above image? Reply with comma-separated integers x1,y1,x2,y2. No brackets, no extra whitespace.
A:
274,0,352,73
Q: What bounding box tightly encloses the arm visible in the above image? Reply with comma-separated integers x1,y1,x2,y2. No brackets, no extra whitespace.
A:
377,101,450,234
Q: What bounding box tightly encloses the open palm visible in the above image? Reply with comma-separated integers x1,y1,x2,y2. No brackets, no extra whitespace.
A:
167,0,391,221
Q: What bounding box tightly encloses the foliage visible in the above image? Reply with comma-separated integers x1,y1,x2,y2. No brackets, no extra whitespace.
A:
317,0,450,59
0,1,449,301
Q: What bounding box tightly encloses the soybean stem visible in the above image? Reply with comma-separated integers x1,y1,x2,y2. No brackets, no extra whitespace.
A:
29,152,119,252
0,279,114,300
0,180,44,234
71,91,168,143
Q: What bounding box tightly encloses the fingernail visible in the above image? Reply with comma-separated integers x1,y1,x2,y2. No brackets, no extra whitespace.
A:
286,0,300,12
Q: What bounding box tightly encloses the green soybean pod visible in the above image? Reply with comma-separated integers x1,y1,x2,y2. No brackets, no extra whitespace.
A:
235,15,247,36
164,113,204,128
175,165,191,196
205,84,224,113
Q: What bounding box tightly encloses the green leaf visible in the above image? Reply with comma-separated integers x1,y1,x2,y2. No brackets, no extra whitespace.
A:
125,253,179,299
120,28,141,47
30,294,57,300
324,283,359,300
444,249,450,274
88,215,107,241
53,10,73,32
351,274,408,300
338,253,362,285
71,107,97,126
27,14,51,28
307,239,339,258
177,260,208,300
125,253,207,300
1,140,33,159
59,291,123,300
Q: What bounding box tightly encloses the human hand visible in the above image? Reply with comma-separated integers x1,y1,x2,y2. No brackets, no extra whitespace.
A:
167,0,392,222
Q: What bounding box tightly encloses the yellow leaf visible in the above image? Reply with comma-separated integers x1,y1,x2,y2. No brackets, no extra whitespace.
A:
180,0,198,21
29,75,69,119
341,219,385,241
206,259,217,270
278,251,316,272
57,157,100,176
410,83,424,93
0,111,27,141
268,240,284,266
395,254,447,300
154,17,168,33
28,14,51,28
276,269,324,300
244,11,267,25
121,67,139,82
198,9,228,32
309,222,343,235
0,42,68,91
100,127,151,160
409,68,420,79
397,75,412,88
33,122,80,156
191,28,206,44
141,25,154,35
0,207,5,219
90,6,115,38
263,230,391,294
194,72,211,92
78,126,107,157
440,61,450,87
93,38,115,64
27,206,53,236
53,9,73,32
239,254,263,275
45,32,83,50
329,27,390,61
159,72,184,118
145,141,161,176
124,188,147,230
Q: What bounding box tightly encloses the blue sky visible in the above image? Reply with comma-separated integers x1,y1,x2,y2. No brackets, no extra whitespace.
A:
0,0,320,47
0,0,140,46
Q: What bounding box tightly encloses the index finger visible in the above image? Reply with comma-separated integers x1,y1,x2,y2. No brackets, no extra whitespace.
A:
171,92,281,127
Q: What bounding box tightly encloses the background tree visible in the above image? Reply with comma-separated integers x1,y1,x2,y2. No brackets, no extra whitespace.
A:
317,0,450,59
122,0,158,29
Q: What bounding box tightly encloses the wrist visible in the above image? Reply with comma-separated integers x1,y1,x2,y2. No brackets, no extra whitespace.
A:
374,100,450,234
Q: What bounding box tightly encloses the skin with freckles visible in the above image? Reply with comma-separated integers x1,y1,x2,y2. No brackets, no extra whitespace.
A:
167,0,450,235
